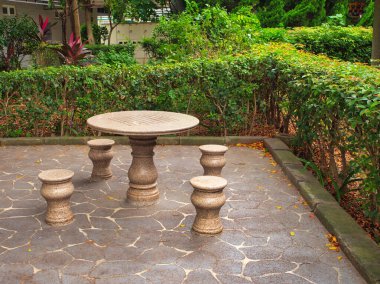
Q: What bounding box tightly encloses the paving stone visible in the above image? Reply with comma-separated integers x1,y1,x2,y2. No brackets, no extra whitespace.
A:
31,251,73,270
245,260,297,277
63,259,95,275
96,275,146,284
295,263,339,284
0,145,366,283
142,264,185,284
253,273,309,284
62,274,93,284
0,264,34,284
241,246,283,261
32,270,60,284
90,260,147,278
176,251,218,270
64,243,105,261
184,269,219,284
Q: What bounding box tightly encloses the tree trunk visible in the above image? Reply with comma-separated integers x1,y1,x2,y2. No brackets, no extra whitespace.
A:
72,0,81,40
371,0,380,67
84,2,95,44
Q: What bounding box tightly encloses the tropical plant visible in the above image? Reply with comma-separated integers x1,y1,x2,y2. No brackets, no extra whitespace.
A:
56,33,88,65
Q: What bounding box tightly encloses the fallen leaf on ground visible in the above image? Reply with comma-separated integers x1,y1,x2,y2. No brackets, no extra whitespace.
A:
276,206,282,210
290,231,295,236
179,224,185,228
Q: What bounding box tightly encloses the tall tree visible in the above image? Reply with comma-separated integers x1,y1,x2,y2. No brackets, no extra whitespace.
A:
83,0,95,44
372,0,380,66
71,0,81,40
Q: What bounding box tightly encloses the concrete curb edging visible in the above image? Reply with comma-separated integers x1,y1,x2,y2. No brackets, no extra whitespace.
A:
264,138,380,284
0,136,266,146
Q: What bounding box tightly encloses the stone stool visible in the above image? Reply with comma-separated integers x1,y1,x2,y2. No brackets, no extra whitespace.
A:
190,176,227,234
87,139,115,180
38,169,75,226
199,144,228,176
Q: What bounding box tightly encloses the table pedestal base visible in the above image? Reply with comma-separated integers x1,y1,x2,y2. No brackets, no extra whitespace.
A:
127,136,159,206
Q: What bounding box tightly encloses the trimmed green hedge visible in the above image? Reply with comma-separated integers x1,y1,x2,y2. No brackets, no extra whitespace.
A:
1,43,379,218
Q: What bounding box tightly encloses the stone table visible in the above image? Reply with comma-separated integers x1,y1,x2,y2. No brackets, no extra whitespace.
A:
87,111,199,206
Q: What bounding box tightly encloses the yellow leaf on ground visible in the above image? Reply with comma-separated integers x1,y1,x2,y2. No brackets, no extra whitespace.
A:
290,231,295,236
106,196,115,200
179,224,185,228
27,248,32,252
35,159,42,164
338,256,343,261
275,206,282,210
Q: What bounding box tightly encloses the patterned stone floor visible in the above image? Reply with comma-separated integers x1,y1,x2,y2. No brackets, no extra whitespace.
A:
0,145,366,284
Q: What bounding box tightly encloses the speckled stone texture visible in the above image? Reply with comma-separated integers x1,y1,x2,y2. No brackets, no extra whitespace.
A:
190,176,227,235
38,169,74,226
0,145,366,284
87,139,115,181
199,145,228,176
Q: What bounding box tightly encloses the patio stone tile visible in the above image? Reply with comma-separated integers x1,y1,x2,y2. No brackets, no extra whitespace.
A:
184,269,219,284
30,251,73,270
245,260,297,277
142,264,185,284
90,260,147,278
32,270,60,284
0,145,366,283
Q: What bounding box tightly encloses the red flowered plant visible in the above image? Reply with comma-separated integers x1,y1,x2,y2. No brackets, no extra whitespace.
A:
37,15,56,42
57,33,89,65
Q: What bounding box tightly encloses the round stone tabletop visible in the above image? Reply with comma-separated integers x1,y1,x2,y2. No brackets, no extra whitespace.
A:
87,111,199,136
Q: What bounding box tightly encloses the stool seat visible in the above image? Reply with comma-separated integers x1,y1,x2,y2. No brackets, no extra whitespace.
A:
87,139,115,148
199,144,228,154
39,169,75,226
190,176,227,192
38,169,74,183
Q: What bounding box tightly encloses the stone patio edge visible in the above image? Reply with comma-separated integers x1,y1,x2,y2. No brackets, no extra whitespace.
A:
0,136,266,146
264,138,380,284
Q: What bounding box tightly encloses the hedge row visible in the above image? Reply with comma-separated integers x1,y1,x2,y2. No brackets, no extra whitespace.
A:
0,43,379,217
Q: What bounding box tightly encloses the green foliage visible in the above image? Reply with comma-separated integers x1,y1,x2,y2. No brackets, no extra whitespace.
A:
286,26,372,63
357,0,374,26
282,0,326,27
81,24,108,44
95,50,136,66
86,43,136,57
144,9,372,64
141,5,261,61
256,0,285,27
0,16,39,71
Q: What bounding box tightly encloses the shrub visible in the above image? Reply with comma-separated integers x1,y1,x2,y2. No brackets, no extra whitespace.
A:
0,16,39,71
286,26,372,63
86,43,135,57
95,50,137,66
142,5,261,61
